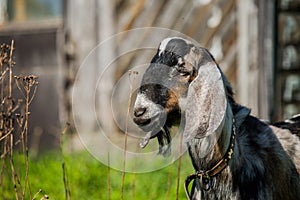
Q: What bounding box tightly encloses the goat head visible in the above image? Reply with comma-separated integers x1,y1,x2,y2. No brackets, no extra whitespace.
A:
133,37,227,156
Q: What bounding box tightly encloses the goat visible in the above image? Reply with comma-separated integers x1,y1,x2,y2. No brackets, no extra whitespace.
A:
133,37,300,200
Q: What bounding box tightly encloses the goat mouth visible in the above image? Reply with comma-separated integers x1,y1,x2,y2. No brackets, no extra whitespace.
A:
140,125,171,156
133,117,151,126
139,130,159,148
133,112,171,156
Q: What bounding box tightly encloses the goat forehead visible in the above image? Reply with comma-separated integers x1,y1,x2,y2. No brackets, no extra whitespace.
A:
158,37,193,57
140,65,184,94
141,64,172,85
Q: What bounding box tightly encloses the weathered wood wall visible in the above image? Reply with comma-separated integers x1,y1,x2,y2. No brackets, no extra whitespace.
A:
66,0,247,137
1,0,279,150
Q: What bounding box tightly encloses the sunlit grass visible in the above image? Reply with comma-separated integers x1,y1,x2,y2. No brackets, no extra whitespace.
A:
2,150,194,200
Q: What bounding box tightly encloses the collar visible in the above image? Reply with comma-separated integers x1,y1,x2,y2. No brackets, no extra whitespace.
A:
184,118,236,199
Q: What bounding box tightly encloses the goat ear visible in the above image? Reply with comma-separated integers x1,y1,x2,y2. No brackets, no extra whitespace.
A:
183,60,227,141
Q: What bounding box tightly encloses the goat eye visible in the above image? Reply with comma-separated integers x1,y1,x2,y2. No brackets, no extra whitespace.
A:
178,61,185,67
177,65,190,76
179,71,190,76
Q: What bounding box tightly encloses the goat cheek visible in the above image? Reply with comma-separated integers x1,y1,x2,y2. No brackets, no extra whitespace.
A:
165,91,179,113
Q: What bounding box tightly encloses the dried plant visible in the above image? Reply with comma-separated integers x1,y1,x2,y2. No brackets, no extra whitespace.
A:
60,123,71,200
120,70,138,200
0,41,39,199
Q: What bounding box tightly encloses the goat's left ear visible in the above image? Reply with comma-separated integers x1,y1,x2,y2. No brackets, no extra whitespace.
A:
183,58,227,141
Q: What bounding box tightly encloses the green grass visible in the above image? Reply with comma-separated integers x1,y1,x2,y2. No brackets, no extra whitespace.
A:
1,150,194,200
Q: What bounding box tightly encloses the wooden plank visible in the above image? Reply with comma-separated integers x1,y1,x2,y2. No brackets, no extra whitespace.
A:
237,0,252,109
200,0,236,47
121,0,146,31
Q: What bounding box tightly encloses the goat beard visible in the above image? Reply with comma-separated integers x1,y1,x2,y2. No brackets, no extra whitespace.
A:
139,125,171,157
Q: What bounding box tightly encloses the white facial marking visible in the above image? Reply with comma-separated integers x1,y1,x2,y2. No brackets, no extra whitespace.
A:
134,93,163,118
158,37,192,56
158,37,186,56
158,38,173,56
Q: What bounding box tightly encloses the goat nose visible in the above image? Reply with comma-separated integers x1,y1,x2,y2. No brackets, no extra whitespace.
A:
134,107,147,117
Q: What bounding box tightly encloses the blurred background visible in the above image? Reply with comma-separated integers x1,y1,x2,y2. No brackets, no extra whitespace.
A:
0,0,299,151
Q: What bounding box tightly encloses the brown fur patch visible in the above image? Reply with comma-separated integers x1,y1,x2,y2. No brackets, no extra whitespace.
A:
165,90,179,113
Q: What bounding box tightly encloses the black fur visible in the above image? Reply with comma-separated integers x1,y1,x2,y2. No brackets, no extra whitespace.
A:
134,38,300,199
230,109,300,199
188,72,300,199
221,72,300,200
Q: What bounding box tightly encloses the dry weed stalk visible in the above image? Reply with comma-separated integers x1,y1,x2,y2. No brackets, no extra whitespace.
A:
0,41,39,199
166,166,172,200
15,74,39,198
175,134,183,200
107,152,110,200
32,189,49,200
60,123,71,200
120,70,138,200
